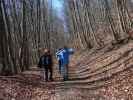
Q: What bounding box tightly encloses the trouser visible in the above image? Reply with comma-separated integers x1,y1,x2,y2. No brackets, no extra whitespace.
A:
44,66,53,81
61,64,68,80
58,60,62,74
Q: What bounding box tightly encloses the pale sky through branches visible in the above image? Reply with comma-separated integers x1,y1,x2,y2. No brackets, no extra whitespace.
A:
51,0,64,18
50,0,68,32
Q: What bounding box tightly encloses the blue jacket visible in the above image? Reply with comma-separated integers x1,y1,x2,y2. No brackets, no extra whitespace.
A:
56,48,74,66
56,49,64,61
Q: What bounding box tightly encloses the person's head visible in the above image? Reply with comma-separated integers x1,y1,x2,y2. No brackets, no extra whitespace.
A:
59,48,63,51
47,49,51,55
43,48,48,55
63,45,68,49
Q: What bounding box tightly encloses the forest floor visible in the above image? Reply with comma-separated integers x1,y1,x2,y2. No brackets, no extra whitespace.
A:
0,40,133,100
0,66,133,100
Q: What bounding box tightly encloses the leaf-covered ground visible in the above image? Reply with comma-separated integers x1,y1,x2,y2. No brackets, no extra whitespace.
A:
0,74,55,100
0,67,133,100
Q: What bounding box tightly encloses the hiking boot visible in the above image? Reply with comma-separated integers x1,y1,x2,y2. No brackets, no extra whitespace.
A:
49,78,54,82
63,77,68,81
45,79,48,82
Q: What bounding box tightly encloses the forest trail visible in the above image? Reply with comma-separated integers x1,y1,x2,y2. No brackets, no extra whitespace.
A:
0,0,133,99
0,40,133,100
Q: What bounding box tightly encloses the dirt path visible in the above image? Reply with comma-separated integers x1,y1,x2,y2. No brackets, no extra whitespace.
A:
0,41,133,100
0,67,133,100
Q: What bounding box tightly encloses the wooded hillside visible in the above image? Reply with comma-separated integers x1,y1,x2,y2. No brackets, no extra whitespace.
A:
0,0,132,75
0,0,133,100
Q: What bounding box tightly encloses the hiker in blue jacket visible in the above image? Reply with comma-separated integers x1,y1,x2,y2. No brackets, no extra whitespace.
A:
56,46,74,81
56,48,64,74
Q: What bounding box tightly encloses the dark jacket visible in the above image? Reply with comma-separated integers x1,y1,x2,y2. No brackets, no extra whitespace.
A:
38,54,53,68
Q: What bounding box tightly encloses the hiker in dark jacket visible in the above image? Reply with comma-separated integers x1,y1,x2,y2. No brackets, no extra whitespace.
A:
38,49,53,82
